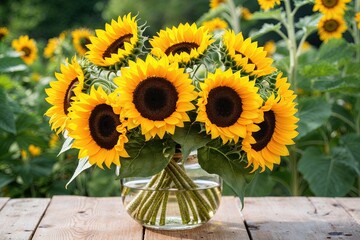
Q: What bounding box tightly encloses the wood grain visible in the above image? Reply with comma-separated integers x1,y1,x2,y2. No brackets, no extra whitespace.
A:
242,197,360,240
144,197,249,240
32,196,143,240
336,197,360,225
0,197,9,209
0,198,50,240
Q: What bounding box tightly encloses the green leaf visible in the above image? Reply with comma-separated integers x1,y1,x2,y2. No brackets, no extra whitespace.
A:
300,61,339,78
198,146,251,208
249,23,281,40
172,123,211,160
0,51,27,73
293,0,313,7
295,13,321,34
250,9,282,21
312,76,360,94
245,171,276,196
120,139,172,178
66,157,91,189
297,97,332,139
87,167,120,197
0,173,14,188
298,147,355,196
0,87,16,134
338,134,360,175
196,4,227,25
317,39,352,63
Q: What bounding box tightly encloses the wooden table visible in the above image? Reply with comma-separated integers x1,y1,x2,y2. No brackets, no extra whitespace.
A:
0,196,359,239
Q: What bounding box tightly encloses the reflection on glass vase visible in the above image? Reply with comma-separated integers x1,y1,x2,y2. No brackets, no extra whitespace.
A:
121,153,222,230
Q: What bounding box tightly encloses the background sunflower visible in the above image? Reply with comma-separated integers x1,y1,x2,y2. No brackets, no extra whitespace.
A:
11,35,38,65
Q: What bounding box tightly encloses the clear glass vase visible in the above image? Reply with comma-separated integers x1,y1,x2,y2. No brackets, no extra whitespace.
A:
121,154,222,230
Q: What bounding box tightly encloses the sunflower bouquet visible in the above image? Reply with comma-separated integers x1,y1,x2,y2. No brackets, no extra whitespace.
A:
45,12,298,228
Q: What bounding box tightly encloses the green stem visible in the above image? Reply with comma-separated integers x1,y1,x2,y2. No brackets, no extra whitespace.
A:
284,0,300,197
159,192,169,225
354,0,360,62
284,0,298,88
228,0,240,33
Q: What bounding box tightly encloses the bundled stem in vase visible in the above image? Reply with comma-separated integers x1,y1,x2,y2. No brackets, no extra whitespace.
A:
123,156,221,226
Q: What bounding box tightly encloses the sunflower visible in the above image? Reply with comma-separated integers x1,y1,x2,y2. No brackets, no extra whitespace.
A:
313,0,351,17
318,15,347,42
263,40,276,57
210,0,227,9
45,57,85,134
68,86,129,168
356,12,360,29
257,0,281,11
241,8,253,20
11,35,38,65
222,30,276,77
44,32,66,59
72,28,94,56
202,18,228,32
0,27,9,41
114,55,197,140
196,68,263,144
86,14,143,68
242,81,298,172
149,23,214,66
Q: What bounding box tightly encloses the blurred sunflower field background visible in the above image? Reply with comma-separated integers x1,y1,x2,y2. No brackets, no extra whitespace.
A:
0,0,360,199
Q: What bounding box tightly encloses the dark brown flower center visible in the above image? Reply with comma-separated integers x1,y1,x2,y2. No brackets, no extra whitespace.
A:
22,47,31,57
133,77,178,121
165,42,199,55
324,19,340,32
235,50,257,70
251,110,276,151
0,33,5,41
205,86,242,127
89,104,120,150
80,37,91,51
63,78,79,115
321,0,339,8
102,33,133,59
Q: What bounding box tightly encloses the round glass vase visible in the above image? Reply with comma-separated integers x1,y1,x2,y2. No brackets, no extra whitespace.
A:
121,154,222,230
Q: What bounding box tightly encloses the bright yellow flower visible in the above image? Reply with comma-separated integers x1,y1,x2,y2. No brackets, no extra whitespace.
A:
114,55,197,141
258,0,281,11
86,14,141,67
196,68,263,144
11,35,38,65
150,23,214,66
318,15,347,42
71,28,94,56
241,8,253,20
49,134,59,148
68,86,129,168
313,0,351,17
210,0,227,9
242,77,298,172
356,12,360,29
263,40,276,57
29,144,41,157
0,27,9,41
45,57,85,134
202,18,228,32
222,30,276,77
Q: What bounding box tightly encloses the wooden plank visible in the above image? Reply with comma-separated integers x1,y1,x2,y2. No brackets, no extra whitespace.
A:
144,197,250,240
242,197,360,240
0,198,50,240
32,196,143,240
0,197,10,210
336,198,360,225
